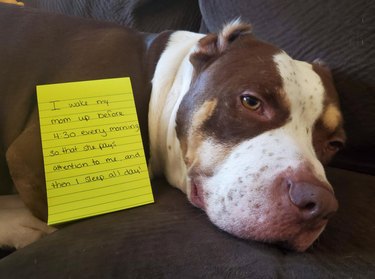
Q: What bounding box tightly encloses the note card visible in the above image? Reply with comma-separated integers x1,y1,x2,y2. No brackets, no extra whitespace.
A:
37,77,154,225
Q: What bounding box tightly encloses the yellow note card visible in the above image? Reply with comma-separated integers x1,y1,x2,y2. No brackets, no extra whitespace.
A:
37,77,154,225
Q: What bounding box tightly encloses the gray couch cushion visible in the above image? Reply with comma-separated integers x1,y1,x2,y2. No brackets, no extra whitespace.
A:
23,0,201,32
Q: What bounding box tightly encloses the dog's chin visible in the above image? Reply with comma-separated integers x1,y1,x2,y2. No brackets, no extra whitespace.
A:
214,217,327,252
272,225,327,252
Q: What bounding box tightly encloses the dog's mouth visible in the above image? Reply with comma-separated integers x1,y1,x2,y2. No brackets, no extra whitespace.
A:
189,179,206,210
186,171,333,252
185,162,336,252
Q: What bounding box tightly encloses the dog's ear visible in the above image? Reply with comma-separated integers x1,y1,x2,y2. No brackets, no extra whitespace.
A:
312,59,333,78
190,21,252,71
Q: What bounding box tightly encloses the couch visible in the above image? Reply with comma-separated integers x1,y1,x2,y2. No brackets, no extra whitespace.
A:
0,0,374,278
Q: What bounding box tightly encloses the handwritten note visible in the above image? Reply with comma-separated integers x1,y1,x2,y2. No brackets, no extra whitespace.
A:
37,77,153,225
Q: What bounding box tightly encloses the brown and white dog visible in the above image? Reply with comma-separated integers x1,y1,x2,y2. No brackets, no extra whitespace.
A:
0,6,345,252
148,21,345,251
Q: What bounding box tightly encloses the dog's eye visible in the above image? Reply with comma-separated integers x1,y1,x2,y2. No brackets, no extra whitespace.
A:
241,95,261,110
327,140,344,152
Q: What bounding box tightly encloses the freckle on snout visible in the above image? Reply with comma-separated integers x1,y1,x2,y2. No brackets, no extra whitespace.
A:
260,166,269,172
228,190,234,201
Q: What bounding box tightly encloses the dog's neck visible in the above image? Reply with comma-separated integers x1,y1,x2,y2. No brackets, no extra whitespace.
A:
148,31,204,193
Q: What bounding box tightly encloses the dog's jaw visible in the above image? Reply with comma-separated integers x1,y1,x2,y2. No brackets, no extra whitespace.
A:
197,132,331,251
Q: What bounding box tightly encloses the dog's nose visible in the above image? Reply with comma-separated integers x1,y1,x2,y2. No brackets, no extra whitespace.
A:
287,180,338,221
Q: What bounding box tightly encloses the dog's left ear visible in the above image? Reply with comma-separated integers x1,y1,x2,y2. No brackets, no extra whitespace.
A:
190,21,252,71
312,59,333,78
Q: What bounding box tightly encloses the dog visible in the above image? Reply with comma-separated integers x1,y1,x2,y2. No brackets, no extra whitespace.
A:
0,6,345,251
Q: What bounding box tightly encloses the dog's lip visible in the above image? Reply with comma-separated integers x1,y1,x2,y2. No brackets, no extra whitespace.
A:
190,179,206,210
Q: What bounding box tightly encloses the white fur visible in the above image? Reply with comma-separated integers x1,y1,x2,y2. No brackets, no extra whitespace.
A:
148,31,204,192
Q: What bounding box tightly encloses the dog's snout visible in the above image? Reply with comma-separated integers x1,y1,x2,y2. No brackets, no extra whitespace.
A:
287,180,338,221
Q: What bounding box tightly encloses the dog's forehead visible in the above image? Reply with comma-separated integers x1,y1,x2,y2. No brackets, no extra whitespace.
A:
274,52,325,117
275,52,343,132
177,35,342,156
186,50,325,144
181,40,289,142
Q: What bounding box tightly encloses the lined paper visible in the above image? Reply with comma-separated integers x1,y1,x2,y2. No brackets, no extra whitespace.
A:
37,77,153,225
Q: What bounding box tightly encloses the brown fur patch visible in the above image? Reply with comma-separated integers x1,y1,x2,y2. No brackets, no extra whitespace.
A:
184,99,218,166
311,63,346,164
177,33,292,164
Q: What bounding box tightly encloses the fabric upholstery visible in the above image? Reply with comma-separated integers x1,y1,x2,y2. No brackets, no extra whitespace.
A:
23,0,201,32
0,168,374,278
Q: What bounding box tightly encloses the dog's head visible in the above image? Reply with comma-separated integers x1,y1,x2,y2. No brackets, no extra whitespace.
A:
175,22,345,251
